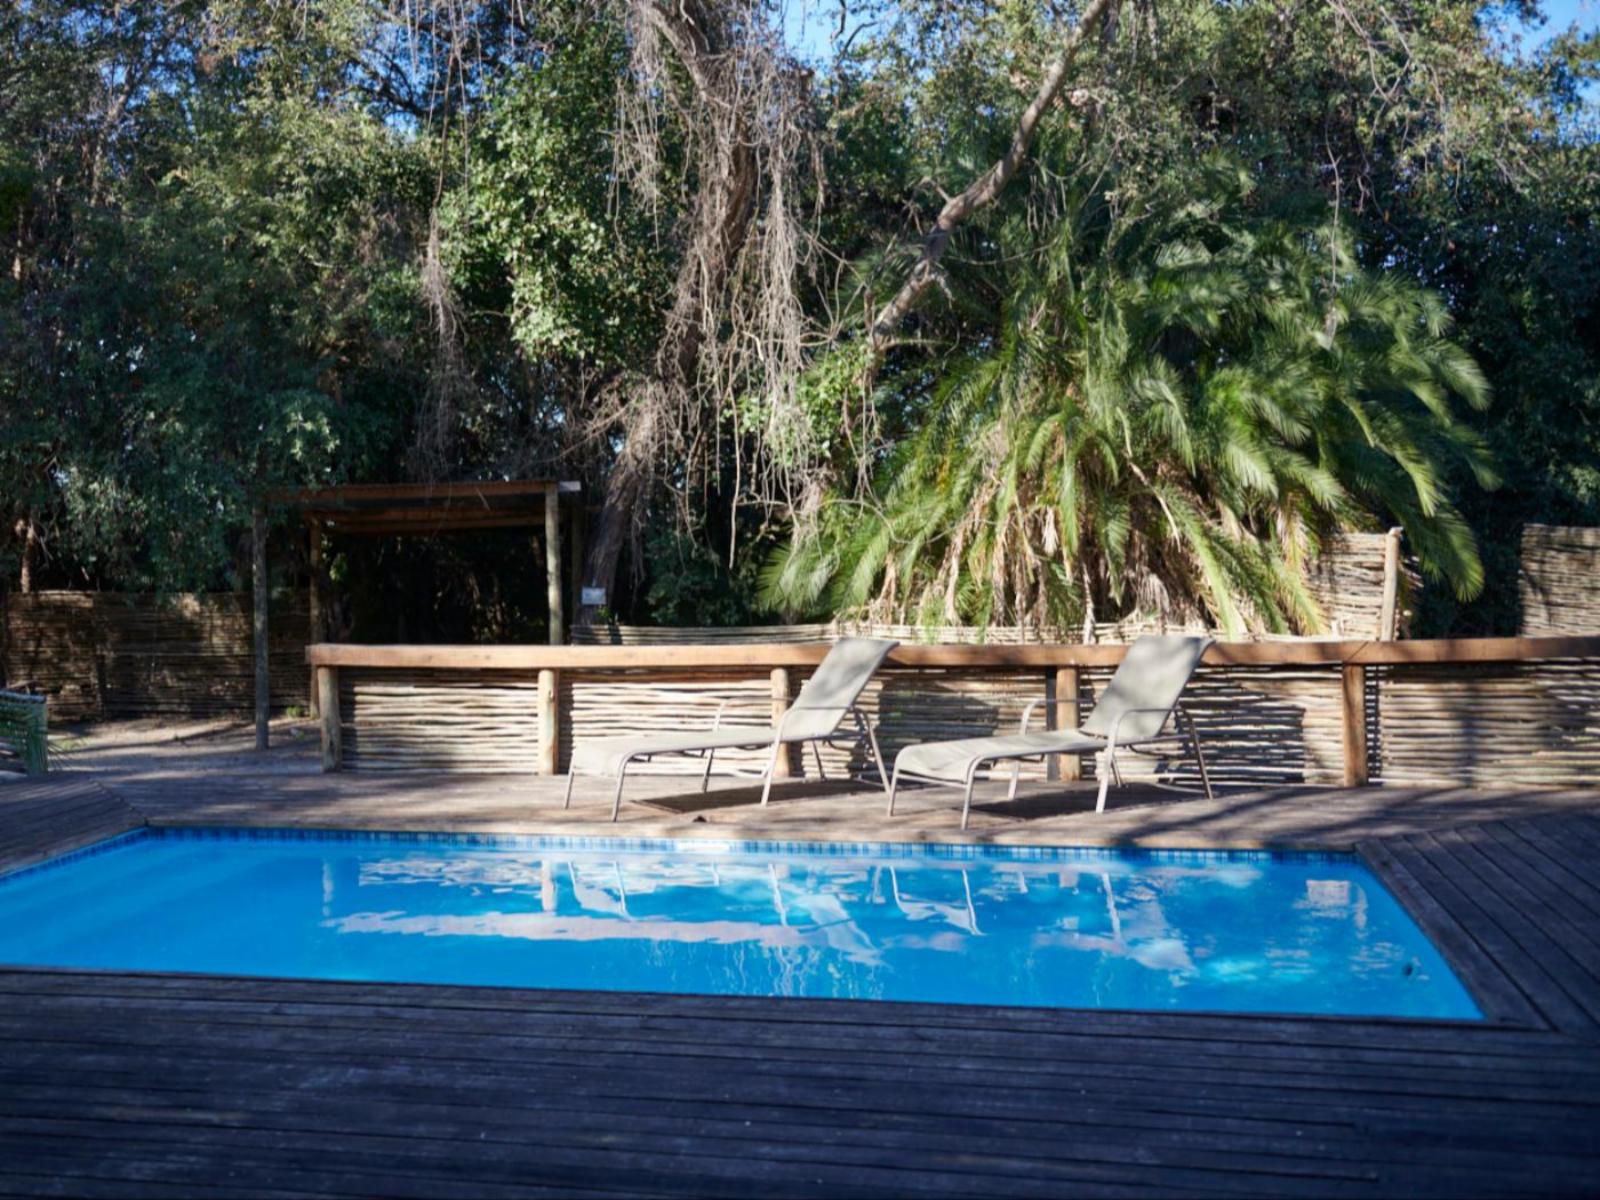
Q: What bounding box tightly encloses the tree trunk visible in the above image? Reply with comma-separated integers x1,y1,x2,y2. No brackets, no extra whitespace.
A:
16,512,38,594
577,403,659,622
576,2,761,624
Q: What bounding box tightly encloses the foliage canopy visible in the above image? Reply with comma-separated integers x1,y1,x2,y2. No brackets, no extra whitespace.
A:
0,0,1594,638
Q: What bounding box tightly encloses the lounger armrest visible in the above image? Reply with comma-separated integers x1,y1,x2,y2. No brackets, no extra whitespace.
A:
1103,706,1177,751
1019,694,1087,735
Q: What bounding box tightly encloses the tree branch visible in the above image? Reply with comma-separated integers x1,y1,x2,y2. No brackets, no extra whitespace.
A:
868,0,1115,348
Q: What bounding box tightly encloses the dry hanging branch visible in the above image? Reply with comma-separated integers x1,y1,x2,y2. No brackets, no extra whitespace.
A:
574,0,818,614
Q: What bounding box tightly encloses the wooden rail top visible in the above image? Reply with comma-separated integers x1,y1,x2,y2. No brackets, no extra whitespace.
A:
307,635,1600,672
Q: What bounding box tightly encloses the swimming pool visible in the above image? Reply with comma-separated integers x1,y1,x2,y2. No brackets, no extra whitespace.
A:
0,828,1481,1018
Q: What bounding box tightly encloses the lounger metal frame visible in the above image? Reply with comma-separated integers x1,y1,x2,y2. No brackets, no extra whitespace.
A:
563,700,892,821
887,693,1213,831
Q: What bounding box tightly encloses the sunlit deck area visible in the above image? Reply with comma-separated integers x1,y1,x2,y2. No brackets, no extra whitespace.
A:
3,727,1599,1197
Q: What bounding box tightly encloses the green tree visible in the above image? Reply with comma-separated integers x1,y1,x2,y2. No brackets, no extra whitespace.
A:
764,158,1496,635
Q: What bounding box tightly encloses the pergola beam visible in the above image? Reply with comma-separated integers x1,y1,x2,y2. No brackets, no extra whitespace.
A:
310,513,553,535
252,479,581,751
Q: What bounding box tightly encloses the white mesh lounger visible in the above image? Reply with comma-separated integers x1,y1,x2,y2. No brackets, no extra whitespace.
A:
888,634,1214,830
566,637,899,821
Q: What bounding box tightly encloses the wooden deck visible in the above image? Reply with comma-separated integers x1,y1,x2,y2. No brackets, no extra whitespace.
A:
2,765,1600,1196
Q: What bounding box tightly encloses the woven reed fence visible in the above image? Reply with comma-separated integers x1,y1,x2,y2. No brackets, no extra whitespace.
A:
311,639,1600,790
1520,525,1600,637
314,530,1600,788
332,660,1351,785
1499,528,1600,780
1373,660,1600,787
336,532,1407,780
1,590,310,720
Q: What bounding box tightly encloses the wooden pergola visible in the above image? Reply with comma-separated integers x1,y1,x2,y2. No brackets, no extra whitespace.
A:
252,480,581,748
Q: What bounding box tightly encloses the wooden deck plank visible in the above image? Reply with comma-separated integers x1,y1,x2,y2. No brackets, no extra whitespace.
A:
0,977,1597,1197
1474,821,1600,925
1375,835,1597,1033
8,1021,1596,1115
2,963,1584,1057
0,964,1582,1057
2,767,1600,1196
1433,827,1600,963
0,1110,1381,1197
0,778,144,876
1538,812,1600,857
1504,816,1600,881
8,984,1586,1073
1406,830,1600,1032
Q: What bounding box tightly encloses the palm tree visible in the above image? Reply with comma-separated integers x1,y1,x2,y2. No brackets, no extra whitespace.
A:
763,156,1496,636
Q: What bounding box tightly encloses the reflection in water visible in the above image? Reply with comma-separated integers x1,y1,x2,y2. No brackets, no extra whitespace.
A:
324,848,1474,1015
0,837,1482,1018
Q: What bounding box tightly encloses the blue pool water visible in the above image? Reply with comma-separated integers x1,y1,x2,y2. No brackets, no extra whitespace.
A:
0,829,1480,1018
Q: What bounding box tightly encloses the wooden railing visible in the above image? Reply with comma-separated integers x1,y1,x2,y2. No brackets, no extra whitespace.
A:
307,636,1600,787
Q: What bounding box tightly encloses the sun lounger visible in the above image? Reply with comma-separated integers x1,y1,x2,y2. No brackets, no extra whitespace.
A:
566,637,899,820
888,634,1214,829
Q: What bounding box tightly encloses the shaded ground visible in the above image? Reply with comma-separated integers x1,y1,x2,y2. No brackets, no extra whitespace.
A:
47,716,321,778
25,719,1600,852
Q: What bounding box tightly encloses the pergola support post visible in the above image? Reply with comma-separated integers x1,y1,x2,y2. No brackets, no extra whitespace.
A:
307,520,323,716
252,503,269,751
545,484,563,646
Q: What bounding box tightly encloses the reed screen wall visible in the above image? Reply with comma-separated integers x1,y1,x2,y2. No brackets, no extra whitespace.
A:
312,639,1600,791
1520,525,1600,637
1,590,310,719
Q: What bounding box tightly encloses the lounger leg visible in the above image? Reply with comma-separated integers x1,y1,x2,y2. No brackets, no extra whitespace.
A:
610,759,633,823
961,765,981,832
1096,749,1113,814
1183,707,1214,801
810,740,826,781
862,714,890,796
886,763,901,816
759,739,784,807
700,748,716,793
563,771,576,810
1007,760,1022,802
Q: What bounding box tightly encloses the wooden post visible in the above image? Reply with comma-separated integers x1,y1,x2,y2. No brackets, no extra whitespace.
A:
1341,663,1369,787
1378,527,1402,640
252,503,269,751
316,665,341,771
545,484,563,646
1053,665,1081,781
538,668,560,776
770,667,792,779
567,494,585,635
307,520,323,716
1043,670,1059,782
